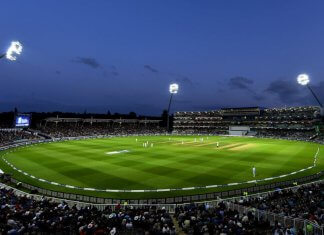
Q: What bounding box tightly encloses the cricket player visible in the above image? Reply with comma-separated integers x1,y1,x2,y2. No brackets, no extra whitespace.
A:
216,142,219,148
252,166,256,177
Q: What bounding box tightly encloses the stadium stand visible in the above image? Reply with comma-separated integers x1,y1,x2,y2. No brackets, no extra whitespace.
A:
0,186,175,234
235,182,324,226
175,201,274,234
0,129,41,147
38,117,163,138
0,107,323,234
1,181,323,234
173,106,324,143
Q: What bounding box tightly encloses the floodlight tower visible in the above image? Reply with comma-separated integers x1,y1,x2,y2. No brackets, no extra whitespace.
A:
297,74,323,108
0,41,23,61
167,83,179,132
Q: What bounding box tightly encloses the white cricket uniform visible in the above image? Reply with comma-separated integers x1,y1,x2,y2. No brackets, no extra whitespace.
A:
252,167,256,177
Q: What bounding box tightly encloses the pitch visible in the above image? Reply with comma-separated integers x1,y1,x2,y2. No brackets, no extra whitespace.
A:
0,136,322,198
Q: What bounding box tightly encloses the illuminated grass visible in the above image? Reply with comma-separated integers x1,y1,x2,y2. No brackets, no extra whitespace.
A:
0,136,322,199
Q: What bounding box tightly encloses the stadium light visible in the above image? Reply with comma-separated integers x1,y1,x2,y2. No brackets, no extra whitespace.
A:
167,83,179,132
297,73,323,107
0,41,23,61
297,74,310,86
169,83,179,94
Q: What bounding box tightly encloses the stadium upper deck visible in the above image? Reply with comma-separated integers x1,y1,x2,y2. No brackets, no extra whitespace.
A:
173,106,323,140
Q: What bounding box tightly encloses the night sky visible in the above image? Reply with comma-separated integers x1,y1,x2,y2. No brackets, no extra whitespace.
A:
1,0,324,115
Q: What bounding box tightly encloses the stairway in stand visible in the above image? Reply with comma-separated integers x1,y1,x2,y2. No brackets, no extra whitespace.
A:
172,216,186,235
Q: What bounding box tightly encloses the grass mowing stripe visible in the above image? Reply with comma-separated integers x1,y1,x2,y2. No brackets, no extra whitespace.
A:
1,136,321,198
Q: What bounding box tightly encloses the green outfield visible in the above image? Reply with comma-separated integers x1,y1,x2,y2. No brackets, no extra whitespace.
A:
0,135,322,199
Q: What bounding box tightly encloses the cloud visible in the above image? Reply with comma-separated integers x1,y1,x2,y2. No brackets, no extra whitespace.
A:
252,94,265,101
265,80,302,103
112,71,119,76
307,81,324,105
229,76,254,89
111,65,119,76
176,76,193,85
228,76,265,100
103,66,119,77
264,79,324,105
168,72,194,86
311,81,324,98
143,65,196,87
74,57,100,69
103,70,119,78
144,65,159,73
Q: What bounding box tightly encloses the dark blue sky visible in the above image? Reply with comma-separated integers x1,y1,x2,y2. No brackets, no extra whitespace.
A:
1,0,324,115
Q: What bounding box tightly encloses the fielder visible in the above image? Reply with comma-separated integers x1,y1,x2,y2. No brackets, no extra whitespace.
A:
252,166,256,178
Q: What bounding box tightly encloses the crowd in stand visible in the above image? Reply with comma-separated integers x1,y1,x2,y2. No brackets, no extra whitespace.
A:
1,181,322,234
0,109,323,234
236,183,324,226
0,187,175,234
2,182,323,234
255,130,324,144
0,130,40,147
38,122,165,138
175,201,272,234
174,182,324,234
173,106,323,144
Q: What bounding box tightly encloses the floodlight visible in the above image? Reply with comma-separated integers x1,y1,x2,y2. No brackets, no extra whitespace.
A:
167,83,179,132
297,73,323,107
6,41,23,61
169,83,179,94
297,74,310,86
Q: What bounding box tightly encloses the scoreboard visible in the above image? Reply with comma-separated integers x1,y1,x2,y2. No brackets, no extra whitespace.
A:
15,114,31,128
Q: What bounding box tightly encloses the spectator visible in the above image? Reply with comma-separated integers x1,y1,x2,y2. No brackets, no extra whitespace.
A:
0,187,175,234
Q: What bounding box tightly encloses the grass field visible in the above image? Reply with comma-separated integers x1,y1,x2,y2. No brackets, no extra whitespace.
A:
0,135,322,199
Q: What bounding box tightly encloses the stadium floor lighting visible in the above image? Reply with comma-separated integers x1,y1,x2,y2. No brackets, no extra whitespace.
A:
297,73,323,107
0,41,23,61
167,83,179,132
